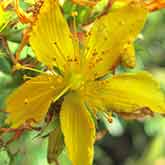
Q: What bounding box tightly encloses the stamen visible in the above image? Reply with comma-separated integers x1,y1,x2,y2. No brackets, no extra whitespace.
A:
23,75,33,80
14,63,45,73
24,98,29,105
71,11,78,35
71,11,80,64
53,85,70,102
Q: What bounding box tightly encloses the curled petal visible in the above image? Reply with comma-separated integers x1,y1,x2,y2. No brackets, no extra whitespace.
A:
83,0,148,79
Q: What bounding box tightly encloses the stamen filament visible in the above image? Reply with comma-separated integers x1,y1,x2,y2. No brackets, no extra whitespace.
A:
71,11,80,63
15,63,45,73
53,85,70,102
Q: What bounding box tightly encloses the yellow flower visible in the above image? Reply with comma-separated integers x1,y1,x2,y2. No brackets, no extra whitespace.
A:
5,0,165,165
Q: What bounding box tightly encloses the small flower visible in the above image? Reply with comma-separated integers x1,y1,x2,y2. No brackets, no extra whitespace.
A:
5,0,165,165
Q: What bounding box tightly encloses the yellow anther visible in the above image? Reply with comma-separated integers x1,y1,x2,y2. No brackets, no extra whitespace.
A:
15,63,23,70
24,98,29,104
71,11,78,17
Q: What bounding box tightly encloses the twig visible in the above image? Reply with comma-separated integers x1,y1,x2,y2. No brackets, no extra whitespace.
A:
0,35,16,64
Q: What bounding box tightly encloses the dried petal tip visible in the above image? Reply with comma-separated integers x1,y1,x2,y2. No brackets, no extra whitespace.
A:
145,0,165,12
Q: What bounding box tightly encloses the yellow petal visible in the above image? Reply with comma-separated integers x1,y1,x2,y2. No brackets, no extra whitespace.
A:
83,72,165,114
6,74,65,128
60,92,96,165
29,0,74,70
83,0,148,79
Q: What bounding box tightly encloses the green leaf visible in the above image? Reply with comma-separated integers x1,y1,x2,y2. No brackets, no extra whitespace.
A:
0,55,11,74
34,116,59,139
47,126,65,164
0,149,10,165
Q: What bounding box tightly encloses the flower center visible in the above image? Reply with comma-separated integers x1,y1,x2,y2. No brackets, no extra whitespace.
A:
68,72,84,90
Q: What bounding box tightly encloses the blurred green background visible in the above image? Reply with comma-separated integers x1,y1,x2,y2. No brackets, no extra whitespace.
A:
0,0,165,165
